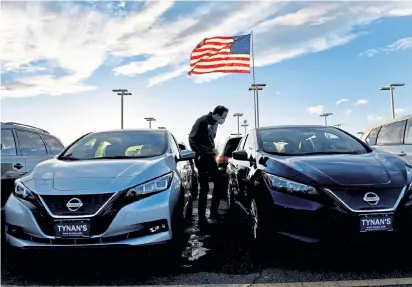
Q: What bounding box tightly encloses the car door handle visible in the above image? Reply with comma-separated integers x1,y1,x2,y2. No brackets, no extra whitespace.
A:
13,163,24,169
397,151,407,156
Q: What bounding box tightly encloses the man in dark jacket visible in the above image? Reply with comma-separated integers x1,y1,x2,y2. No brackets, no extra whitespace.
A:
189,105,229,226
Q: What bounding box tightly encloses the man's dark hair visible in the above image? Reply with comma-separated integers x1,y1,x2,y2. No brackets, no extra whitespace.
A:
212,105,229,116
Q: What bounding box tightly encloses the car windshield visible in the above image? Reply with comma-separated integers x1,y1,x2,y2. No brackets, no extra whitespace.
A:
60,130,167,160
257,127,369,156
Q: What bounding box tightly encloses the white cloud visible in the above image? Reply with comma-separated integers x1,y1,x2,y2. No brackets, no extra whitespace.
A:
360,37,412,57
395,108,406,115
336,98,349,105
367,115,386,122
276,91,281,95
306,105,324,115
345,108,353,116
1,1,412,97
355,99,368,105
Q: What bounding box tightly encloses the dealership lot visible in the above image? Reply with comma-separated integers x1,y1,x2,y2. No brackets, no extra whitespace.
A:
2,198,412,286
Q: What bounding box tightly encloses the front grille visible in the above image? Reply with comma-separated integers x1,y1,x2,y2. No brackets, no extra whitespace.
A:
326,187,404,211
8,219,168,245
40,193,115,216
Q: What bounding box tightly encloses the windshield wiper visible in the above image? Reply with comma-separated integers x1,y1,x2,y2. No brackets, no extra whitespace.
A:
297,151,365,155
59,153,81,160
92,156,134,160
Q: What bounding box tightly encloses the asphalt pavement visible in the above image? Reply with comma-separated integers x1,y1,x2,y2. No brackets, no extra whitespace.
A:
2,193,412,286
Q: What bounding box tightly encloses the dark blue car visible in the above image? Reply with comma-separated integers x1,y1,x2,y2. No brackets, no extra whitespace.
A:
227,125,412,246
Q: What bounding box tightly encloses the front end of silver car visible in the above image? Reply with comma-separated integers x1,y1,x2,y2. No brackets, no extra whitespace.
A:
5,171,182,248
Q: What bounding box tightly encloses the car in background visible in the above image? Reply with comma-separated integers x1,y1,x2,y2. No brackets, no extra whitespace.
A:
1,122,65,208
361,114,412,166
5,129,195,250
227,125,412,248
216,136,242,200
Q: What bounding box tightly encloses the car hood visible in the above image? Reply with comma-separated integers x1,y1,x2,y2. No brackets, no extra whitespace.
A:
264,151,408,187
22,155,175,195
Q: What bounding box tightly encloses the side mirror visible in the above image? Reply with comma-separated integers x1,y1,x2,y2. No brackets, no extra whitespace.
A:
178,143,186,150
232,150,248,161
178,150,195,161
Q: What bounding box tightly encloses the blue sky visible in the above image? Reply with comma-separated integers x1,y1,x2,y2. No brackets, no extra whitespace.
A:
1,1,412,148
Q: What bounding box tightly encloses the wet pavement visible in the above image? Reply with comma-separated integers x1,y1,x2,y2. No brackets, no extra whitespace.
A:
2,197,412,285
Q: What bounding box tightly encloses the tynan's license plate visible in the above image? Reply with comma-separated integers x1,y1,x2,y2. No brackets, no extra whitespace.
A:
55,219,90,238
359,214,394,232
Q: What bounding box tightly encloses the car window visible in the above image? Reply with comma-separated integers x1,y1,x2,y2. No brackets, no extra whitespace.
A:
244,133,255,156
365,127,380,146
237,135,247,151
404,120,412,144
16,130,48,155
42,135,64,155
61,130,167,160
376,120,406,146
257,127,368,155
222,137,241,157
170,134,180,157
0,129,17,156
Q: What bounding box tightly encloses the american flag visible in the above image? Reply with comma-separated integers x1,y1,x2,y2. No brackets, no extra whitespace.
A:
188,34,251,75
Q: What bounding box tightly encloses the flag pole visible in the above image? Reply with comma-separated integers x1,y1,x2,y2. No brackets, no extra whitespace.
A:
251,31,257,129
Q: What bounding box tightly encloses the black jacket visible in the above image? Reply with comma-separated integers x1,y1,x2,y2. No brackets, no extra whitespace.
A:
188,112,218,156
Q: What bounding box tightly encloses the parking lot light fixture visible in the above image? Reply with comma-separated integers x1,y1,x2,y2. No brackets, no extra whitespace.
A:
241,120,249,135
112,89,132,129
320,113,333,126
233,113,244,136
144,117,156,129
249,83,266,128
379,83,405,119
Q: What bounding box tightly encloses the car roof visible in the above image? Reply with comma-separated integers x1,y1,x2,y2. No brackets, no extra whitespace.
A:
256,125,334,131
87,128,168,133
363,114,412,133
1,121,51,135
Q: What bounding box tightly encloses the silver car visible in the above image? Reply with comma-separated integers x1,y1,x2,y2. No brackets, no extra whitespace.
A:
4,129,195,249
361,114,412,166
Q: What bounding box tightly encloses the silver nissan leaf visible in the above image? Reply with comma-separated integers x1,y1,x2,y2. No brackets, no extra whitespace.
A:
4,129,196,248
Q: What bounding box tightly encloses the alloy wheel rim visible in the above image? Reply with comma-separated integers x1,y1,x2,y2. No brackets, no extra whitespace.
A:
250,199,258,240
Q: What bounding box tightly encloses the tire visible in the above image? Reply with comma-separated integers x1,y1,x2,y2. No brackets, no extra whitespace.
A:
249,196,272,256
171,190,185,239
227,183,235,210
184,196,193,220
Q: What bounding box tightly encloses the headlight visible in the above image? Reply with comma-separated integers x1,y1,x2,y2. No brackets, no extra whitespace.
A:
14,181,35,200
263,172,319,195
125,172,173,197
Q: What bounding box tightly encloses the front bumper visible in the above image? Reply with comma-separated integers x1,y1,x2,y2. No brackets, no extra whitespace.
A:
267,188,412,243
4,185,179,248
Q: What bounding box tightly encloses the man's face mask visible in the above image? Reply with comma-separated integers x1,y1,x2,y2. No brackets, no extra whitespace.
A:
217,112,228,125
217,118,225,125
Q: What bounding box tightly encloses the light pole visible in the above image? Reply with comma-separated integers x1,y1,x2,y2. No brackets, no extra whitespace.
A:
112,89,132,129
144,117,156,128
379,83,405,119
233,113,243,136
320,112,333,126
249,83,266,128
241,120,249,135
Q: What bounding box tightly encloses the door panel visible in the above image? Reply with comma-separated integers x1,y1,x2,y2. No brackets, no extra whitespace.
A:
15,129,54,173
399,119,412,165
373,120,406,157
1,129,26,206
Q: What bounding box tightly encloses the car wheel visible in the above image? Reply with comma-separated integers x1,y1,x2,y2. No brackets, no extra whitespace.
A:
171,191,185,239
227,184,235,209
184,196,193,220
249,197,271,254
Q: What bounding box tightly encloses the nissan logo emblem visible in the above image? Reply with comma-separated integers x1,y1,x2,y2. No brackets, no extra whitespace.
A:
363,192,380,206
66,198,83,211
